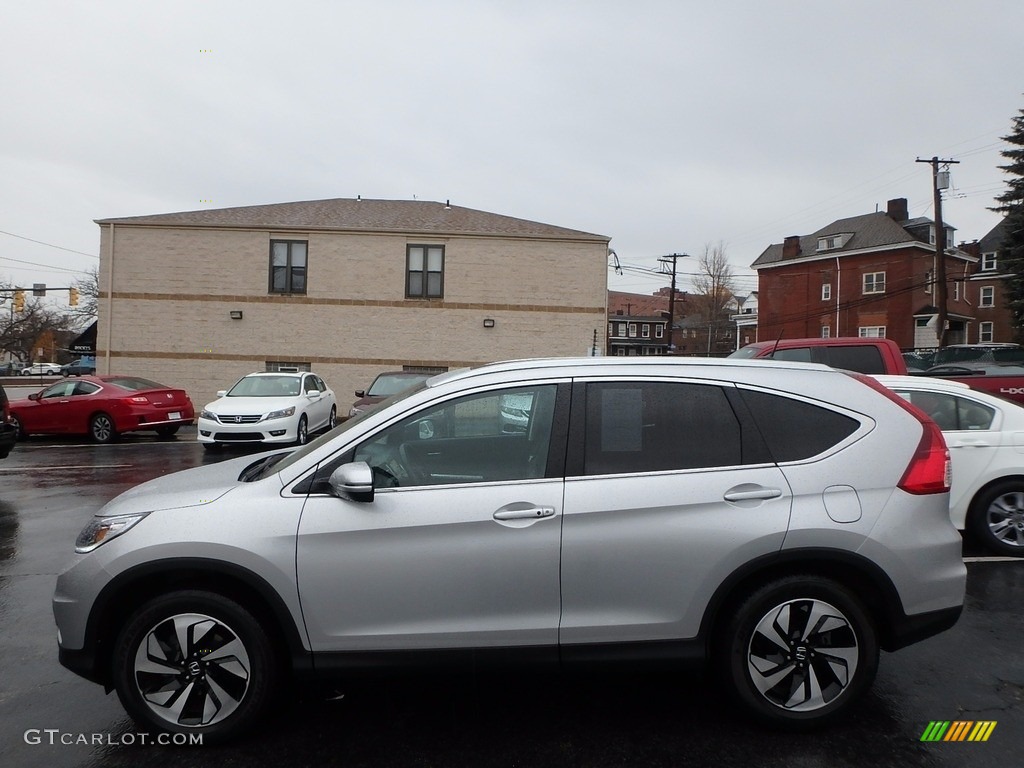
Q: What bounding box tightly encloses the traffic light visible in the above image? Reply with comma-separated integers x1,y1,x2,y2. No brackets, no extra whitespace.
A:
69,287,79,307
13,290,24,313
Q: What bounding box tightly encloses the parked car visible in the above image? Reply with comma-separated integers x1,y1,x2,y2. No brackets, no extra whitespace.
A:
0,361,23,377
0,383,15,459
930,343,1024,367
198,371,336,448
8,375,195,443
876,374,1024,556
729,337,908,375
56,357,965,743
349,370,433,417
61,357,97,377
21,362,62,376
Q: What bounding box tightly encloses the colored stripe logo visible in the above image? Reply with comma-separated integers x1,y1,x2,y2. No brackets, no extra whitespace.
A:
920,721,996,742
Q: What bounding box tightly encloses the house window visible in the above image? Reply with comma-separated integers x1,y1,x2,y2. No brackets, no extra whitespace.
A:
822,283,832,301
655,325,664,339
821,325,831,338
863,272,885,294
980,286,995,307
859,326,886,338
269,240,308,294
628,323,637,337
642,324,650,338
982,252,997,271
618,322,627,337
406,245,444,299
924,270,932,294
980,322,994,343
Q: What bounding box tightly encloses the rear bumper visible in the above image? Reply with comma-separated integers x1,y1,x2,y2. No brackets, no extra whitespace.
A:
884,604,963,651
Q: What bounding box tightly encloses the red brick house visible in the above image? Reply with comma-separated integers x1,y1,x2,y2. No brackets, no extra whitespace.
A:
964,219,1015,343
751,198,977,349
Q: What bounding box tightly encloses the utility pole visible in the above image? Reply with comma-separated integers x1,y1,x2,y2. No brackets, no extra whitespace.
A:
917,156,960,348
658,253,689,354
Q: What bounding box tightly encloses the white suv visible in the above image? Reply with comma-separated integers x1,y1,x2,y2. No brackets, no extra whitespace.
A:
55,358,966,742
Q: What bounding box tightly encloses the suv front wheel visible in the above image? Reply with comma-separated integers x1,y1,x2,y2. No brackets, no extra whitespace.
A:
112,590,278,744
721,576,879,728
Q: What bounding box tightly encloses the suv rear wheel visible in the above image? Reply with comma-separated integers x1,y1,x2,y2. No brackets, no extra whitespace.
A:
721,576,878,728
112,591,278,744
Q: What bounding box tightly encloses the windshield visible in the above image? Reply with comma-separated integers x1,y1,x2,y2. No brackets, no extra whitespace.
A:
227,375,301,397
106,377,165,391
366,373,431,397
266,380,430,478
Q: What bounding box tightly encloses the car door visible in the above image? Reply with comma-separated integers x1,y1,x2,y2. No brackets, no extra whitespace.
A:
295,382,568,654
559,378,794,649
301,374,327,430
26,381,79,433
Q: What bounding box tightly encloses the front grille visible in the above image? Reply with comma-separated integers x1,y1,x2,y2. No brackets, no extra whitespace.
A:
213,432,265,441
217,415,262,424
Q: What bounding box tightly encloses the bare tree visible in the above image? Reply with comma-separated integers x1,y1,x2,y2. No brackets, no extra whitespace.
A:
690,242,736,354
70,265,99,326
1,280,76,364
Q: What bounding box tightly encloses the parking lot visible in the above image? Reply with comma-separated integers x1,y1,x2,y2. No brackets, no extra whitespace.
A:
1,430,1023,768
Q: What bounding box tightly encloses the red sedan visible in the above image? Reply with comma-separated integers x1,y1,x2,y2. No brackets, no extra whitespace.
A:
8,375,195,443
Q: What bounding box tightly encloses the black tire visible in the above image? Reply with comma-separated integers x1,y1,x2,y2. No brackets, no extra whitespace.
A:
10,414,26,440
328,405,337,431
295,414,308,446
89,412,117,444
112,590,278,745
719,575,878,729
969,481,1024,557
156,425,181,439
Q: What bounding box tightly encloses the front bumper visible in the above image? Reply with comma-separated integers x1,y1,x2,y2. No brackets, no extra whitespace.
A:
197,416,298,444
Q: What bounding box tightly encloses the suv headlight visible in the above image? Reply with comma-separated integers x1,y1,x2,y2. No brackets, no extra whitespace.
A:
75,513,149,554
263,406,296,421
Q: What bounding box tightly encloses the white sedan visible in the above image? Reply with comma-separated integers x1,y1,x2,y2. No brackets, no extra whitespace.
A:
197,371,337,449
21,362,62,376
876,374,1024,556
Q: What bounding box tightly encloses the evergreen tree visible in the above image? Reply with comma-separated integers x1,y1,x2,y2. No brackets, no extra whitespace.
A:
993,105,1024,335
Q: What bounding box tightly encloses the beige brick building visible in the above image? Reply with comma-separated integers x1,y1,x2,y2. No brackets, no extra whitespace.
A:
95,198,610,406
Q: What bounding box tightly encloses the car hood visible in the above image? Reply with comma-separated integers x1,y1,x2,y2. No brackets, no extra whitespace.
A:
95,453,282,518
204,396,299,415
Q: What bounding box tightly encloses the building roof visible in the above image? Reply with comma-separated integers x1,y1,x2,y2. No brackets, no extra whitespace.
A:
978,218,1007,253
96,197,609,242
752,210,932,269
608,290,670,318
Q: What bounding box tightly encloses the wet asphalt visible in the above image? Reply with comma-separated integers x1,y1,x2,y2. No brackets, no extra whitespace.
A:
1,430,1022,768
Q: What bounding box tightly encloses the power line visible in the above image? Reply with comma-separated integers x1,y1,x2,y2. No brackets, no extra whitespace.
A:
0,229,99,259
0,255,88,274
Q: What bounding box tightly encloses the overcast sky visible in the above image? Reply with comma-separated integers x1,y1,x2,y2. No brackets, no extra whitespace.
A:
2,0,1021,304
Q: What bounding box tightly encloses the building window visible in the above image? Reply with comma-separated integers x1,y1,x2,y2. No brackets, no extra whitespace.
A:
863,272,886,294
980,286,995,307
269,241,307,294
266,360,311,372
859,326,886,338
952,281,961,301
980,322,994,343
924,270,932,294
655,324,664,339
642,324,650,338
822,283,832,301
982,252,997,271
821,325,831,338
617,322,627,337
406,245,444,299
628,323,637,337
608,323,613,337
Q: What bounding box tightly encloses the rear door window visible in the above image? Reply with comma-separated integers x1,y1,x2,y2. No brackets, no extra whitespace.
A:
822,346,886,374
737,389,860,461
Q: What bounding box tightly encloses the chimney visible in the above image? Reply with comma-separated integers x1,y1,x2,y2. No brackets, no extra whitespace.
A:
887,198,908,222
783,235,801,259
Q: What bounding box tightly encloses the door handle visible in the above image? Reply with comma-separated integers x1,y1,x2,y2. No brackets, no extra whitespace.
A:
952,439,989,449
493,507,555,520
723,488,783,502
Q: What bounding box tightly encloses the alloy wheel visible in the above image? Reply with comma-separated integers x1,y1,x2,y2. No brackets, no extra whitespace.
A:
132,612,251,728
747,598,859,712
985,491,1024,550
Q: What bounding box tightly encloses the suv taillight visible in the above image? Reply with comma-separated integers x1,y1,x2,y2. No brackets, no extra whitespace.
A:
848,373,951,495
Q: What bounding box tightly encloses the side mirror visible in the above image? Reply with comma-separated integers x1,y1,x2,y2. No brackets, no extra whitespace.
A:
28,393,40,401
328,461,375,503
354,390,365,398
216,390,228,398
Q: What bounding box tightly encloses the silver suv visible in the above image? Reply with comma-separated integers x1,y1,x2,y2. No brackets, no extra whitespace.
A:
54,357,965,742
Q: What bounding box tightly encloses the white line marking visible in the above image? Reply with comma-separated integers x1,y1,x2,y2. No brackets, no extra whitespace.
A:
964,556,1024,563
0,464,133,471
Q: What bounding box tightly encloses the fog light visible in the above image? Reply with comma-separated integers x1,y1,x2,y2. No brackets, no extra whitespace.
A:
200,430,212,437
269,430,286,436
